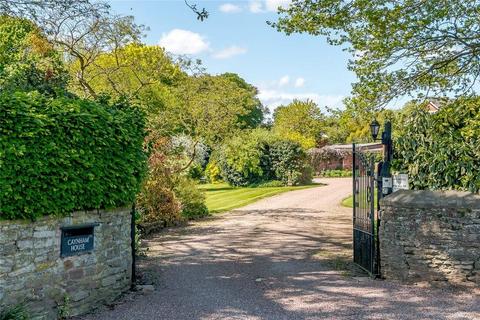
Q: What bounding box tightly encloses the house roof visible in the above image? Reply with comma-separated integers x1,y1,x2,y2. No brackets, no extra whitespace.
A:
425,97,449,113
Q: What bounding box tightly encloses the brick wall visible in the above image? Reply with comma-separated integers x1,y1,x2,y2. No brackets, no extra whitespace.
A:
0,208,132,319
380,190,480,286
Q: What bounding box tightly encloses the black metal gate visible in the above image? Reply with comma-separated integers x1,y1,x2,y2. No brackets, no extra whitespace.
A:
352,144,379,276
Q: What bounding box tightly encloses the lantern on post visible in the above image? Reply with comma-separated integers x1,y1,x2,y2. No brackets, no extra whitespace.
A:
370,119,381,141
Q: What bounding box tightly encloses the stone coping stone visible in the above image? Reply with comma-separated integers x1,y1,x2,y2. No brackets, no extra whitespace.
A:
381,190,480,209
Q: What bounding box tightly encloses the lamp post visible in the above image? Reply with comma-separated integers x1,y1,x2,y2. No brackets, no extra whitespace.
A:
370,119,393,197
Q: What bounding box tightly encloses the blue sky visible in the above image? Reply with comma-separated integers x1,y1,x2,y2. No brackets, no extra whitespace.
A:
107,0,357,112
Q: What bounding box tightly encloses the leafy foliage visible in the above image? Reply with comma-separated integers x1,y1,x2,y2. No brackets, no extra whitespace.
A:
0,304,30,320
136,135,182,227
273,99,324,149
394,97,480,192
218,129,312,186
173,177,208,219
160,73,265,148
205,159,222,183
308,147,350,174
218,129,274,186
318,169,352,178
272,1,480,109
69,43,181,103
0,16,67,94
136,133,209,227
270,140,312,185
0,91,146,220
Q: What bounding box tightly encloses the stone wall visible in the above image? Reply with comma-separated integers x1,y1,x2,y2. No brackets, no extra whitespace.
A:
380,190,480,286
0,208,132,319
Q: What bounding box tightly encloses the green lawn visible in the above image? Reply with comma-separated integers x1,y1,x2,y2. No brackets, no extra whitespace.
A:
341,193,378,208
198,183,321,214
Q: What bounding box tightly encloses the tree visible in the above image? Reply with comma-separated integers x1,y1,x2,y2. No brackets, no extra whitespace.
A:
157,74,265,147
1,0,145,98
68,43,181,105
220,72,267,129
0,16,67,94
272,99,324,149
322,100,396,144
271,1,480,109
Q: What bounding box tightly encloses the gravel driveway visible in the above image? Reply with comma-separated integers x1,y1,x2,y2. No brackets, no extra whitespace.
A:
82,178,479,320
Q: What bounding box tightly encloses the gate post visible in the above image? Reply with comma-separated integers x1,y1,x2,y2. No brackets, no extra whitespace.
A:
352,143,356,227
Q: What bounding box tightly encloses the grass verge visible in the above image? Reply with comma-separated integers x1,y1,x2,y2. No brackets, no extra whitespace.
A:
198,183,322,214
341,194,378,209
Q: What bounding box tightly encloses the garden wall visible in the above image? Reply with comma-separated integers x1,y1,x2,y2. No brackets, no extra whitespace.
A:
380,190,480,286
0,208,132,319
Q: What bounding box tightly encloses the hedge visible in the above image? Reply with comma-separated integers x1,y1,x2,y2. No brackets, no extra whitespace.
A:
0,91,147,220
394,97,480,193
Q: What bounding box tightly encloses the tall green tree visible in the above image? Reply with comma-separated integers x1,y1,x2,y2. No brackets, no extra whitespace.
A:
220,73,266,128
68,43,181,107
272,99,324,149
0,16,67,94
1,0,145,98
157,74,262,148
272,1,480,109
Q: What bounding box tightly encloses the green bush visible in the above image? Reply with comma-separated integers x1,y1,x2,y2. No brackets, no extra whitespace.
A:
270,140,311,185
248,180,284,188
394,97,480,192
174,176,209,219
0,92,147,220
218,129,273,186
0,16,67,95
318,169,352,178
136,135,182,229
217,129,312,186
205,159,223,183
0,304,30,320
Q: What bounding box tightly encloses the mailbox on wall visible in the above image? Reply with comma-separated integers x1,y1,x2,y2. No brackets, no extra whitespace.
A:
60,223,98,257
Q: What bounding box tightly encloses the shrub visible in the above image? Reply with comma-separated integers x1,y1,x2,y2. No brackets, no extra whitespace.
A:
136,134,208,230
187,163,204,180
248,180,284,188
217,129,312,186
318,169,352,178
136,135,182,229
0,304,30,320
218,129,273,186
205,159,223,183
394,97,480,192
0,92,146,220
270,140,311,185
299,165,314,185
174,176,209,219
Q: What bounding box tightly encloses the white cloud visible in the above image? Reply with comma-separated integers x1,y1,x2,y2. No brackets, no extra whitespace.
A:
278,75,290,86
213,46,247,59
258,89,344,112
249,1,291,13
249,1,263,13
294,77,305,88
265,0,291,11
159,29,210,55
219,3,242,13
